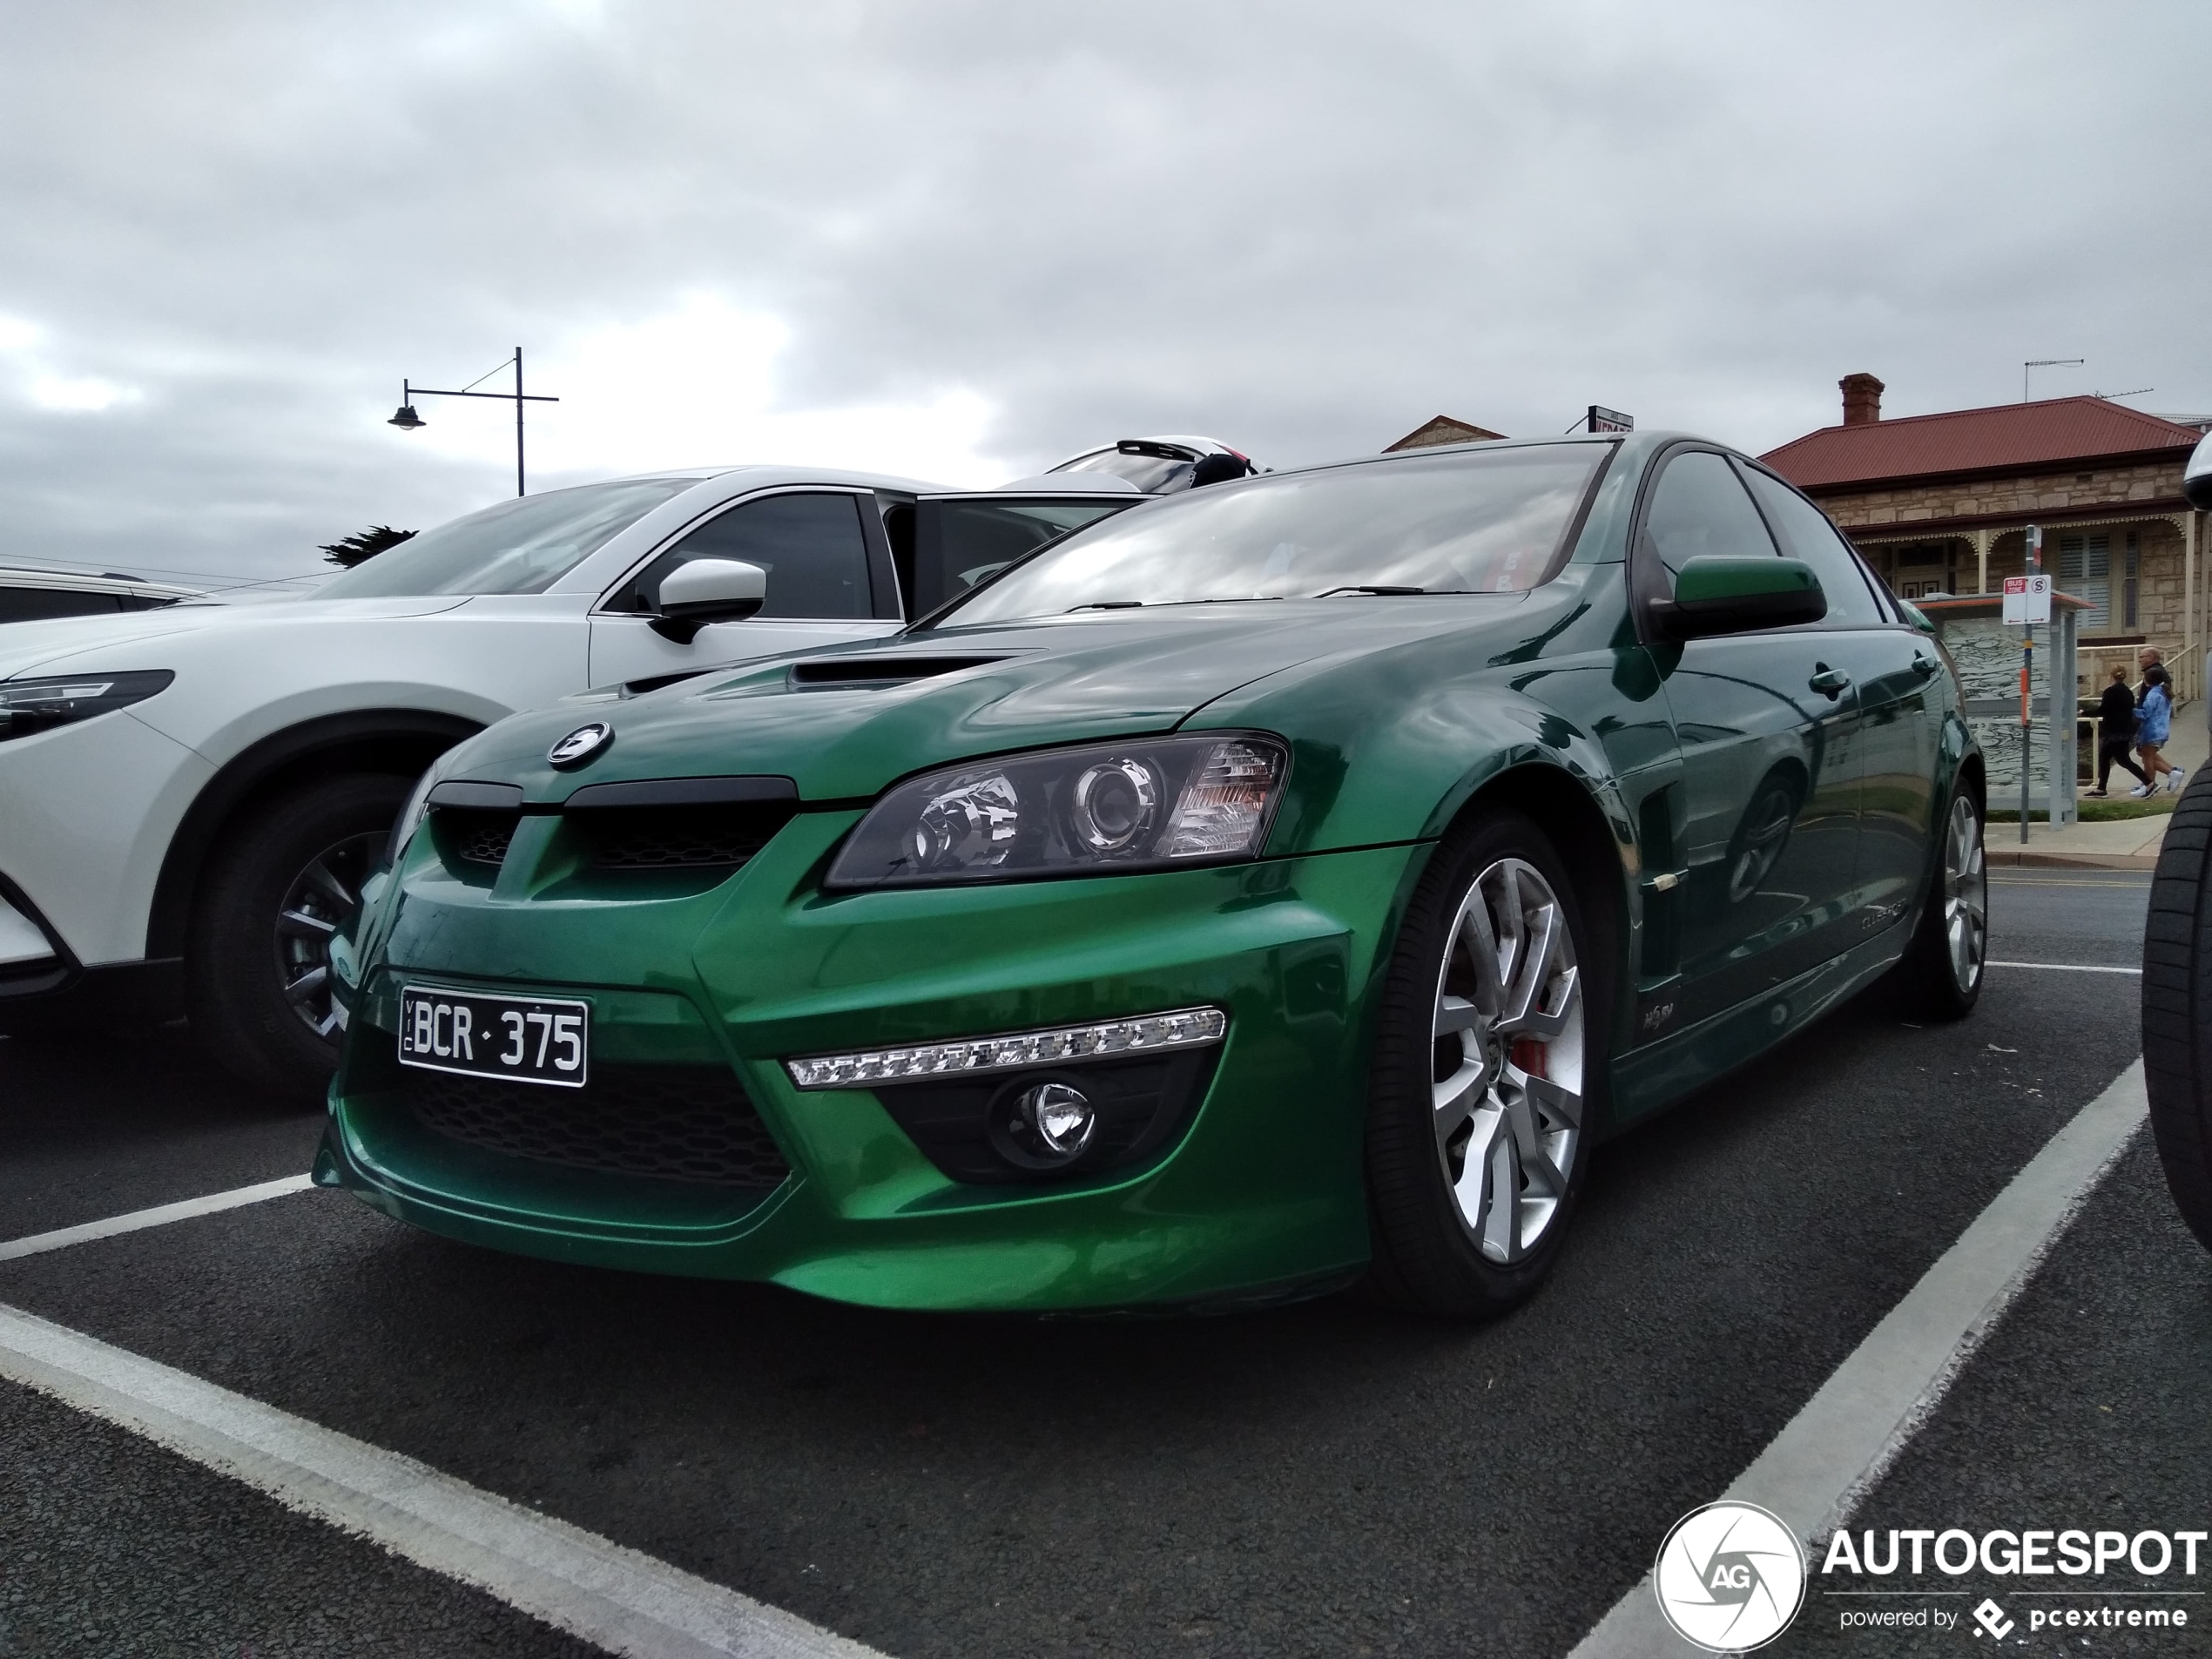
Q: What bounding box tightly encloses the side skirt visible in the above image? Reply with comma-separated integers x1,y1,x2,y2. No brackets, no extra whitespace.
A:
1602,919,1913,1133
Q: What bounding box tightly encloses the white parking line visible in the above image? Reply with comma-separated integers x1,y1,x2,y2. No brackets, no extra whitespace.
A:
0,1303,883,1659
0,1173,313,1262
1568,1059,2148,1658
1986,961,2141,974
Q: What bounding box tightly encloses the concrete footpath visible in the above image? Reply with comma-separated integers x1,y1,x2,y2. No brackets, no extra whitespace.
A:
1990,713,2205,871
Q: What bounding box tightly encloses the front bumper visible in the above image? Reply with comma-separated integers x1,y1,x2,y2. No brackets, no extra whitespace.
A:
322,808,1424,1311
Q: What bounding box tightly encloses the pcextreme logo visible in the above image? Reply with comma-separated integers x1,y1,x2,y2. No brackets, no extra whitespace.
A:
1653,1501,1808,1651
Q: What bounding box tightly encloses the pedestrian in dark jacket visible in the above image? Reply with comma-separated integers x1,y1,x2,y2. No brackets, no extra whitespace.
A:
2089,664,2147,796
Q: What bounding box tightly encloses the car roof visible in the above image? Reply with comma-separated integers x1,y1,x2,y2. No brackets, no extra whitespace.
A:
644,463,959,495
1281,429,1738,478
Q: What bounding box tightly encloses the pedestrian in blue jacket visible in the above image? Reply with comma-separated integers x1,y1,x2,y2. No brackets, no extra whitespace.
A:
2133,650,2183,795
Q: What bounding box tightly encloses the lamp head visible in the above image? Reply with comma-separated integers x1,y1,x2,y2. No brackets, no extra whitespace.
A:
388,404,424,430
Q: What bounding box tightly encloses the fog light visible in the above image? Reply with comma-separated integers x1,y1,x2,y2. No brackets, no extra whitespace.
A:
1009,1082,1095,1163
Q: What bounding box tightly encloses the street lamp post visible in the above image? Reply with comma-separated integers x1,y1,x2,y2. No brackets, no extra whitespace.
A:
388,347,559,496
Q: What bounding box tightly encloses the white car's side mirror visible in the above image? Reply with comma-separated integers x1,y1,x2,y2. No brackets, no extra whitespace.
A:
651,558,767,644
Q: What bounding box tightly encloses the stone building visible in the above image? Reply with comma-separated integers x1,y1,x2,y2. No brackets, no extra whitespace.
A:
1761,375,2208,697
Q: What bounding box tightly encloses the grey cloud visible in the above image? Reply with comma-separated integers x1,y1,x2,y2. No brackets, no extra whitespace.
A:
1,0,2203,583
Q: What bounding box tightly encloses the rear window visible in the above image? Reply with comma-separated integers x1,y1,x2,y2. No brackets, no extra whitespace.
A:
943,444,1607,625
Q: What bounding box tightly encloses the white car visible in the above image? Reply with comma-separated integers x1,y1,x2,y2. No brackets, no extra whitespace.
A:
0,466,1136,1093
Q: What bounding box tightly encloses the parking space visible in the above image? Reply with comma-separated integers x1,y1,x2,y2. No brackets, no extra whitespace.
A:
2,870,2195,1657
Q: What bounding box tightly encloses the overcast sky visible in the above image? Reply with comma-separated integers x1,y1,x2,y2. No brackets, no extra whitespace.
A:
3,0,2204,589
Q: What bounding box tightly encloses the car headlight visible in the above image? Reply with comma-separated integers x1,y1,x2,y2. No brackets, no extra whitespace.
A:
0,671,174,741
825,732,1289,889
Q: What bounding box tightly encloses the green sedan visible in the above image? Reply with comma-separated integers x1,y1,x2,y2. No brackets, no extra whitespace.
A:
320,432,1987,1318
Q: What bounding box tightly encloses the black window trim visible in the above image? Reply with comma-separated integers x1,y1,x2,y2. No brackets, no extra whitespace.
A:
1730,455,1905,628
1629,441,1894,644
590,484,894,624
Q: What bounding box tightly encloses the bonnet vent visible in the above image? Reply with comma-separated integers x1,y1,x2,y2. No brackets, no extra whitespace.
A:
786,654,1015,689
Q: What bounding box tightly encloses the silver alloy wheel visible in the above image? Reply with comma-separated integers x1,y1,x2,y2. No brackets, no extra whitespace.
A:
1431,856,1586,1263
1942,792,1987,993
272,831,381,1040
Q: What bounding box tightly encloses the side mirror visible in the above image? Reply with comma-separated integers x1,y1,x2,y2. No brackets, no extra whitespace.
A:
1651,556,1825,640
650,558,766,644
2186,431,2212,512
1898,597,1937,635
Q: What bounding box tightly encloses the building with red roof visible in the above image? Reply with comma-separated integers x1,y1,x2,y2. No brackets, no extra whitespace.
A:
1762,374,2207,693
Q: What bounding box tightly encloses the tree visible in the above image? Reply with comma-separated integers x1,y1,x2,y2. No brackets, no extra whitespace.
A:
320,525,416,568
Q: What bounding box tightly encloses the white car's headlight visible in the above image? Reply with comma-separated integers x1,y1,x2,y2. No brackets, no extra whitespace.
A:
0,671,174,741
824,732,1289,890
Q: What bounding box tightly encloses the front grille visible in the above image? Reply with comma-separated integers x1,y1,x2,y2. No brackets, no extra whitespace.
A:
434,807,517,868
570,804,796,871
402,1063,791,1188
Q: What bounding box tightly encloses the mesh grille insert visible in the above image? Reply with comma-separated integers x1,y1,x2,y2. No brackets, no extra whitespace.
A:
434,808,518,868
402,1063,791,1189
571,804,797,871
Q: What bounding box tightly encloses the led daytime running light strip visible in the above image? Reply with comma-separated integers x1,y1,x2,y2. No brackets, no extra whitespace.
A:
785,1006,1227,1090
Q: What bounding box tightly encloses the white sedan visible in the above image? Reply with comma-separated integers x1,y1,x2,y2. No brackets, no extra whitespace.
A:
0,465,1132,1093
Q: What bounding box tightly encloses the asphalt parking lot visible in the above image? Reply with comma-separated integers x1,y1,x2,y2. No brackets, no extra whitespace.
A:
2,868,2201,1658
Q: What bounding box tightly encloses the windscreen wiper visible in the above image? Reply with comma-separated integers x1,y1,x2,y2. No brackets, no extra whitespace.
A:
1068,600,1144,610
1316,585,1427,597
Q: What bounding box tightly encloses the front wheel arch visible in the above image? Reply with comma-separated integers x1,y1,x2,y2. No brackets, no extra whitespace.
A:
149,711,481,961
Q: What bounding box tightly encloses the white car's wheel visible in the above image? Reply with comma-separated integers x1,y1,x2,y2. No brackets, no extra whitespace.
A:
187,772,411,1098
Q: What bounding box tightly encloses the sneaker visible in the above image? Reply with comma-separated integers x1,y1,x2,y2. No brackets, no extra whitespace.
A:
2169,769,2188,793
2131,784,2154,798
2087,789,2109,798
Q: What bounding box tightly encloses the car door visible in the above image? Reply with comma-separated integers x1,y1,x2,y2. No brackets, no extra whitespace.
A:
1737,460,1939,932
900,493,1142,619
1636,448,1865,1026
588,488,904,686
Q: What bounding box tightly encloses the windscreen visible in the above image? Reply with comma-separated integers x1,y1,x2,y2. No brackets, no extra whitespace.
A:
319,476,700,598
944,444,1606,625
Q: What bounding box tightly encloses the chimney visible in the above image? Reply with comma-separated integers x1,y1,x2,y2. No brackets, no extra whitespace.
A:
1840,373,1885,427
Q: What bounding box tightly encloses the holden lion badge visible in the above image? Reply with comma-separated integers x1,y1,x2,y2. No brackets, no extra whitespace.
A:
547,721,613,770
1652,1501,1805,1652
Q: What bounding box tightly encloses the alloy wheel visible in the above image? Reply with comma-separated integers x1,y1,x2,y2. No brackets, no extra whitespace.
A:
1943,792,1986,994
1430,857,1586,1263
272,831,381,1040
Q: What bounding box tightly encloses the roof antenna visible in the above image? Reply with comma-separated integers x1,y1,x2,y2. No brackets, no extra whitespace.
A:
2092,387,2154,401
2023,358,2084,401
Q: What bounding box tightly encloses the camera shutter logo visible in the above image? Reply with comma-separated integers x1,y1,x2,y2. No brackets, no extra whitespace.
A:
547,722,612,769
1652,1501,1807,1651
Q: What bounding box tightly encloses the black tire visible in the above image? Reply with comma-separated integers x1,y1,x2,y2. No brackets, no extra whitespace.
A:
1889,776,1986,1020
1364,809,1611,1318
187,772,411,1100
2143,765,2212,1251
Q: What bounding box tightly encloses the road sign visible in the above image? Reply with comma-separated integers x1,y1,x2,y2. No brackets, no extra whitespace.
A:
2001,573,2051,625
1586,405,1633,434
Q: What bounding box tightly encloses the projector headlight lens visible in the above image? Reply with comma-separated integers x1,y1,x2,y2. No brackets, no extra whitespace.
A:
826,732,1287,889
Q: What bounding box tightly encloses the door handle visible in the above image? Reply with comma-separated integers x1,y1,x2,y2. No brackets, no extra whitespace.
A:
1808,665,1853,700
1911,653,1939,678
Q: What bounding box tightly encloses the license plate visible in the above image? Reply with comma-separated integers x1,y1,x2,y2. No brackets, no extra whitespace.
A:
397,986,590,1089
